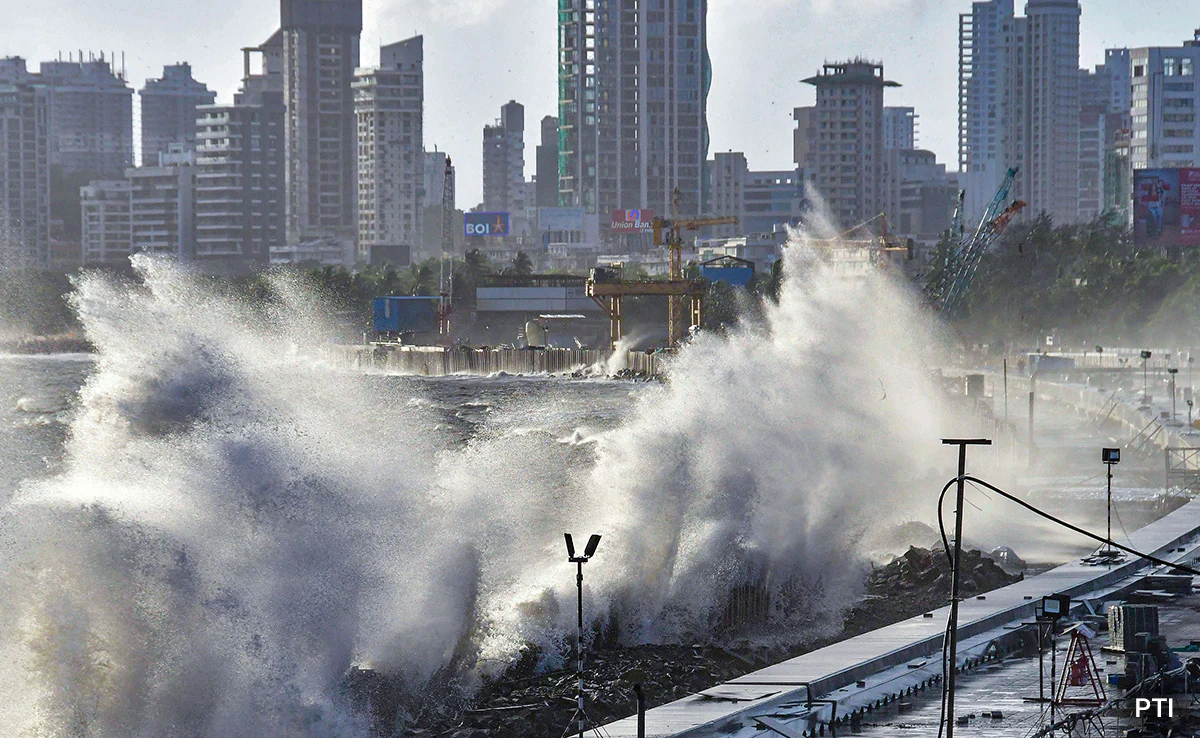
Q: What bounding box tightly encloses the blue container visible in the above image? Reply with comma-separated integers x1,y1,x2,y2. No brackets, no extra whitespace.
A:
700,264,755,287
373,297,439,334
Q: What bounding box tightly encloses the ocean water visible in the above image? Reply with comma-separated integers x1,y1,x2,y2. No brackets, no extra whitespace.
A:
0,243,1101,736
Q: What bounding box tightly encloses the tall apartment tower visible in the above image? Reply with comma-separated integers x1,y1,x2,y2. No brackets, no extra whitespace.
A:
882,107,916,150
483,100,525,215
802,60,899,228
354,36,424,266
793,106,815,174
281,0,362,264
1078,50,1130,222
128,145,196,260
423,150,454,209
708,151,748,238
0,78,49,267
959,0,1017,223
193,31,285,272
1130,34,1200,172
140,63,215,164
959,0,1081,225
535,115,559,208
80,179,131,265
1023,0,1081,226
38,57,134,178
558,0,709,220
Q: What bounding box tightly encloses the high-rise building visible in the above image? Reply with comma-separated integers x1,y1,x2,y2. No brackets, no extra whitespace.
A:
1078,50,1130,222
128,145,195,260
535,115,559,208
80,179,131,266
1022,0,1081,225
423,150,454,209
354,36,423,267
140,63,215,164
708,151,747,239
35,57,133,178
881,148,960,246
793,106,815,175
280,0,362,264
558,0,709,220
420,149,457,259
1130,34,1200,173
959,0,1081,225
483,100,525,214
958,0,1016,223
882,107,917,150
193,31,285,272
802,60,899,228
744,170,805,234
0,78,49,267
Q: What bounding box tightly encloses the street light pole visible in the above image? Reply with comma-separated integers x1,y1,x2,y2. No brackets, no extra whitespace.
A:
941,438,992,738
1102,448,1120,560
1141,350,1153,404
564,533,601,738
1169,368,1179,424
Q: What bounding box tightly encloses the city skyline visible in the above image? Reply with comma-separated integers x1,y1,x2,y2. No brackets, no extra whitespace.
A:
0,0,1194,209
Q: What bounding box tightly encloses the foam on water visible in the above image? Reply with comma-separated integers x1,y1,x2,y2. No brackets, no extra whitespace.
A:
0,226,952,734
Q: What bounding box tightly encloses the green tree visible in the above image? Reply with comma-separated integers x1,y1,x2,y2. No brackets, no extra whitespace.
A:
508,251,534,277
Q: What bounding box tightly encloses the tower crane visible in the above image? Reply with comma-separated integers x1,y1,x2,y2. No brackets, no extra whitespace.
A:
652,189,738,344
926,167,1027,316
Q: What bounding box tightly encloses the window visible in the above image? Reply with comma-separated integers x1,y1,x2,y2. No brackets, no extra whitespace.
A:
1165,58,1179,76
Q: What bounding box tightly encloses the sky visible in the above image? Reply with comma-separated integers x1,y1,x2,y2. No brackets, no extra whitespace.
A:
0,0,1196,208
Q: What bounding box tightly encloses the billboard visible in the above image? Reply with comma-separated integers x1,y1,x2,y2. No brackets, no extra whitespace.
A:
538,207,585,232
609,209,655,232
1134,168,1200,247
464,212,511,237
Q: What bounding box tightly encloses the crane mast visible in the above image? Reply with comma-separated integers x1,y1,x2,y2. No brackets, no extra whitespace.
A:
652,189,738,344
926,167,1027,316
438,157,455,342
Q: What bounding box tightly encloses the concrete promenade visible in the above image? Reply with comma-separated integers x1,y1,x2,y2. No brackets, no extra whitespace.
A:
600,498,1200,737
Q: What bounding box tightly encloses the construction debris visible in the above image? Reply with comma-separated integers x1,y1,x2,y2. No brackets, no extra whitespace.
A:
348,546,1020,737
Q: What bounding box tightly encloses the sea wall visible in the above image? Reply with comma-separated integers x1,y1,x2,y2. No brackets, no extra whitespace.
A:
327,344,669,378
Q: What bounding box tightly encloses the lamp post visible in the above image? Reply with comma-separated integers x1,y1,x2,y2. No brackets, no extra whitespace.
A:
1169,368,1179,424
940,438,993,738
564,532,601,738
1101,448,1120,558
1141,350,1153,405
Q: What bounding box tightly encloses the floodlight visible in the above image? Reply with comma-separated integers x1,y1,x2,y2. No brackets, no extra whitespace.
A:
1041,593,1070,619
1141,350,1153,359
564,533,575,559
1102,448,1120,464
584,534,601,558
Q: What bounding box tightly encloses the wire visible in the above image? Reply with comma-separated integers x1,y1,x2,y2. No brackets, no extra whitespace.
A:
933,472,1200,738
939,476,1200,576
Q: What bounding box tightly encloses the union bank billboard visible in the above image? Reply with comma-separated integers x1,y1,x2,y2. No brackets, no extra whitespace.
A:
609,209,655,233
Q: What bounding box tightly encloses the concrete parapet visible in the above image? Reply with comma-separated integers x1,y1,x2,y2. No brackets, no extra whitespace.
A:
327,344,668,378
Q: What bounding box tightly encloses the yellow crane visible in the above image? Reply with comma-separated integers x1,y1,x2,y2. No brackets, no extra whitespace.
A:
651,191,738,345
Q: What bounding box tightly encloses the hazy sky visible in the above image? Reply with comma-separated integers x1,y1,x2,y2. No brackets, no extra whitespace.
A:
0,0,1196,207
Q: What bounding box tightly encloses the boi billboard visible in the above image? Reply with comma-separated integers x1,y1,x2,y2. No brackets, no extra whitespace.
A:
464,212,511,237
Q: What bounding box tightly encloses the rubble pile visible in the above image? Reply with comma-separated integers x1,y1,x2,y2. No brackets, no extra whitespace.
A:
397,644,770,738
842,546,1023,636
370,546,1023,737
